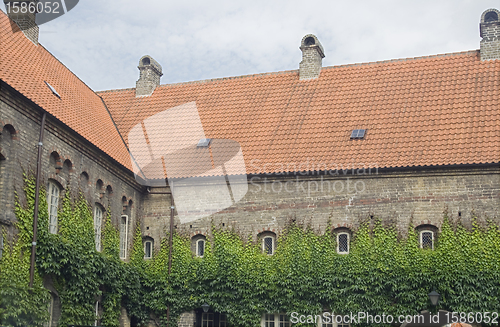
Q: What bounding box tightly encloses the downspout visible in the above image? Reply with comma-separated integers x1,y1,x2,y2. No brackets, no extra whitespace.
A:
147,181,174,326
29,111,46,288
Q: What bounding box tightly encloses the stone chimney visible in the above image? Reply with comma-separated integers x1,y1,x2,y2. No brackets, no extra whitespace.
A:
299,34,325,80
5,0,39,45
480,8,500,61
136,55,163,97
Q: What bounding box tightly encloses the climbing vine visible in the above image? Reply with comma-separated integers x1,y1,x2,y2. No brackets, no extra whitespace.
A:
0,174,499,327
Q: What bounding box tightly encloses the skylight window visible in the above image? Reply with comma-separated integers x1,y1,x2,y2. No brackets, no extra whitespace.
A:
44,81,60,98
350,129,366,139
197,138,211,147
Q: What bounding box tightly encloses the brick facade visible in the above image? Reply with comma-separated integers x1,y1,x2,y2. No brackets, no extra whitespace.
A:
145,166,500,244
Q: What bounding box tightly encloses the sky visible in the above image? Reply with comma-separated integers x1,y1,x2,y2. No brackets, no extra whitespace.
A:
2,0,498,91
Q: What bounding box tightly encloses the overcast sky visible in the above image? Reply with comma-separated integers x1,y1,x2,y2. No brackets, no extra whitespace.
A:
2,0,498,91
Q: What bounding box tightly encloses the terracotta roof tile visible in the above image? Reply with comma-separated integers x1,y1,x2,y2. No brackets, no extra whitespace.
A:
100,50,500,175
0,11,131,170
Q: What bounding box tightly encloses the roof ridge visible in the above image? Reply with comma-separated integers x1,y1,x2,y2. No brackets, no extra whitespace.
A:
97,49,481,94
322,49,480,70
97,68,300,93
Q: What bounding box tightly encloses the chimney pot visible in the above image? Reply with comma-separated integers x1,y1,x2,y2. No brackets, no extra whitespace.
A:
299,34,325,80
136,55,163,97
479,8,500,61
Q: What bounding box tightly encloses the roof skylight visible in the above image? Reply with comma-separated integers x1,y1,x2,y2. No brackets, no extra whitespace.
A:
350,129,366,139
44,81,60,98
197,138,212,147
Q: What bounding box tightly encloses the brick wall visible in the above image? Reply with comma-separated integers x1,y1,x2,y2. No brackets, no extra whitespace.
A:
0,81,143,265
144,166,500,243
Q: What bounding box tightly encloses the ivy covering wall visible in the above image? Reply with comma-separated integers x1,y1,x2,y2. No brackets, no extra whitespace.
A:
0,175,499,326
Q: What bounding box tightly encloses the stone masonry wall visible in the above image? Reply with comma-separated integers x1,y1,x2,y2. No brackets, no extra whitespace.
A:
480,20,500,60
144,166,500,244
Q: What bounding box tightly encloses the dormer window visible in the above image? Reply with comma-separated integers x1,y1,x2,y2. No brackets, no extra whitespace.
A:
44,81,61,98
197,138,211,147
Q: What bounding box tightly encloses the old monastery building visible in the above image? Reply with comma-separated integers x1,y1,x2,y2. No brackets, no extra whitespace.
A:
1,6,499,327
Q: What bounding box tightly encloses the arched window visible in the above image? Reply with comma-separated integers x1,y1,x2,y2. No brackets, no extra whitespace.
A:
416,224,437,250
337,233,350,254
485,11,498,22
47,292,61,327
192,234,206,257
196,239,205,257
47,181,60,234
94,205,103,251
420,230,434,250
119,215,128,259
333,227,351,254
259,231,276,255
94,301,101,326
144,237,154,259
263,236,274,255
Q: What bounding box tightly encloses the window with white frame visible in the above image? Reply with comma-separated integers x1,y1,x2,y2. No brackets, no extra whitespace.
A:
94,205,103,252
262,313,290,327
94,301,100,326
45,293,55,327
47,181,60,234
144,239,153,259
337,233,349,254
196,239,205,257
263,236,274,255
420,230,434,250
119,215,128,259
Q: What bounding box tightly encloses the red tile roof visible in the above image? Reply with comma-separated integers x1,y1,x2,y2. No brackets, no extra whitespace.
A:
99,51,500,175
0,11,132,170
2,9,498,177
